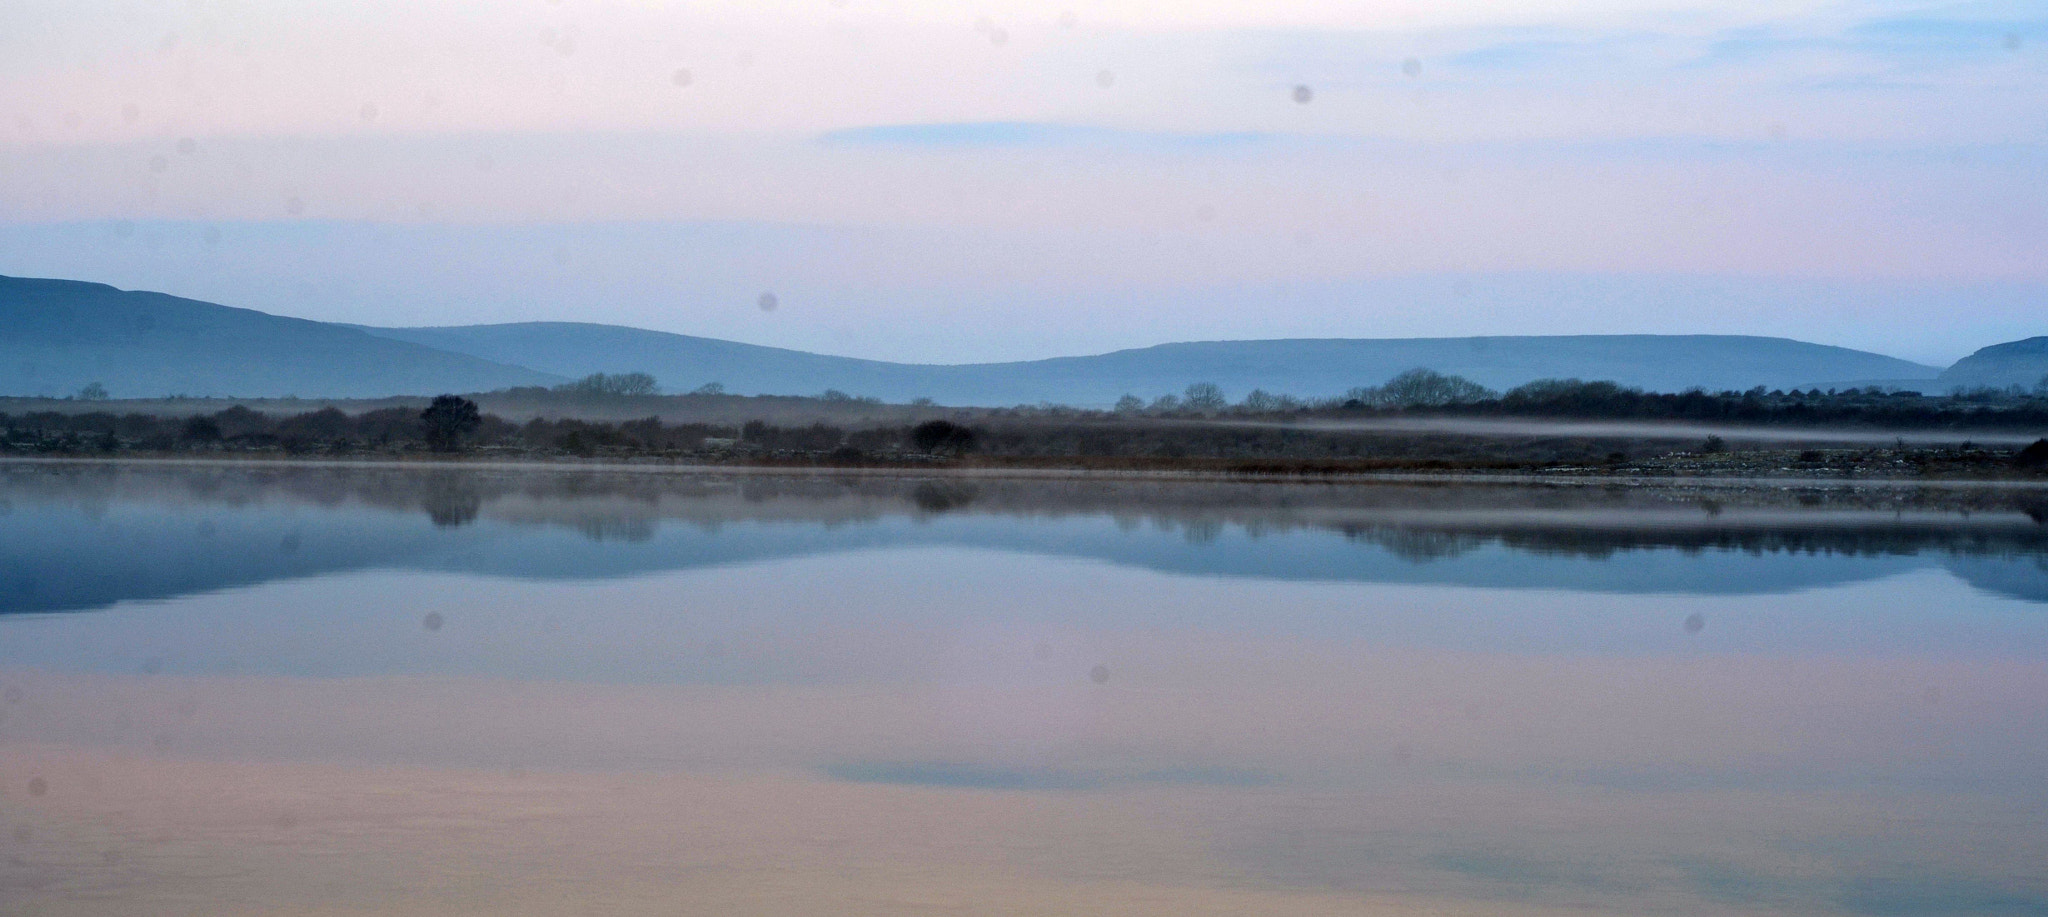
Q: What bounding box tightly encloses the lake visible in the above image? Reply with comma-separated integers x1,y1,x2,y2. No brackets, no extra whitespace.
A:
3,462,2046,916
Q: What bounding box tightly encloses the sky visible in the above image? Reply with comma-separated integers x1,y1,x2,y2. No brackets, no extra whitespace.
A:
0,0,2043,366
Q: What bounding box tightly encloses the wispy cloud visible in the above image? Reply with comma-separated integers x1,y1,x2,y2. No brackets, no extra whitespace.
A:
816,122,1271,150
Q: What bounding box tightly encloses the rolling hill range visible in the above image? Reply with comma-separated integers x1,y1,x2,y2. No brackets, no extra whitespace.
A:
1,274,1967,404
0,276,562,398
1937,337,2048,390
361,322,1941,405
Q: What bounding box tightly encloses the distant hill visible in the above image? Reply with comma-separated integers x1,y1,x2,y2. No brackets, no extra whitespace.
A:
361,323,1940,405
0,276,562,398
2,275,1952,404
1937,337,2048,390
354,321,916,398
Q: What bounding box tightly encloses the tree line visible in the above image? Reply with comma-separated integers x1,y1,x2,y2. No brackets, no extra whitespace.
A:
0,399,979,460
1094,370,2048,428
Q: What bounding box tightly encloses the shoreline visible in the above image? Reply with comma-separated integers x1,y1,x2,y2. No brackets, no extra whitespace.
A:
8,454,2048,490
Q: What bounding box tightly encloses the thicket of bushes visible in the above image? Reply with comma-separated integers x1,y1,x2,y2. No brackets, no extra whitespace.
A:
0,404,973,461
6,372,2046,469
1100,371,2048,427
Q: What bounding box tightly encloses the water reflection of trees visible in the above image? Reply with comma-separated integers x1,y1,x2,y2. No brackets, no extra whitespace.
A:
572,516,657,543
910,481,978,513
4,464,2046,560
1337,524,2048,562
420,473,483,528
1342,527,1490,562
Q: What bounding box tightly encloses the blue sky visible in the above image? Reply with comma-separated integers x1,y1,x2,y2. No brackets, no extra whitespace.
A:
0,0,2042,364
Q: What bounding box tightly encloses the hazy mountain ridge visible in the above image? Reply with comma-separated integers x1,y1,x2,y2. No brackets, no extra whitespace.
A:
0,276,563,398
0,274,1981,404
362,323,1941,406
1938,337,2048,389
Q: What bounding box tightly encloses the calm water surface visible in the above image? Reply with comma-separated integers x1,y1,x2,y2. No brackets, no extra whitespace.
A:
3,463,2046,916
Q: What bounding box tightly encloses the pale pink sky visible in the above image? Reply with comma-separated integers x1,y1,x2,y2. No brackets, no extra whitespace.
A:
1,0,2042,363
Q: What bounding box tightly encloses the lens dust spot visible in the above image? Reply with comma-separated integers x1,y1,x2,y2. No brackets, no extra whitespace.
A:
176,137,196,155
757,292,778,312
202,226,222,246
1683,613,1706,634
284,196,305,216
1058,10,1077,28
148,155,168,174
2,685,21,704
1089,664,1110,685
27,777,47,797
1292,84,1313,104
1402,58,1423,78
988,27,1009,46
1095,69,1116,88
475,153,495,172
359,102,379,122
2005,32,2022,51
671,68,693,87
121,103,141,123
140,656,164,675
422,611,444,632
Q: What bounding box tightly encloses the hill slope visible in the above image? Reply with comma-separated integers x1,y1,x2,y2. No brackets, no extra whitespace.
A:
362,323,1940,405
1937,337,2048,390
1,275,1948,404
355,321,914,397
0,276,563,398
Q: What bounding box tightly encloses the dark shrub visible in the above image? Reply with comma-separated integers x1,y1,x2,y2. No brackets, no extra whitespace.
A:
420,395,482,452
180,415,224,443
911,419,976,455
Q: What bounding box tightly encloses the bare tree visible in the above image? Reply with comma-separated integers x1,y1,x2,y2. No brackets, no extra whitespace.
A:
557,372,659,397
1182,382,1227,412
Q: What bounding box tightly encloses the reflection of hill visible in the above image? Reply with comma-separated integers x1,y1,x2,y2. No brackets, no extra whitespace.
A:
2,463,2044,615
1944,553,2048,603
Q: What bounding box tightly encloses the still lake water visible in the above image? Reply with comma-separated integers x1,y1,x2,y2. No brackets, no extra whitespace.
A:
2,462,2046,916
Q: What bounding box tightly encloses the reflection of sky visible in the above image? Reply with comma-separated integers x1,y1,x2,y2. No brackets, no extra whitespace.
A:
3,552,2046,683
1,0,2044,362
6,466,2048,916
